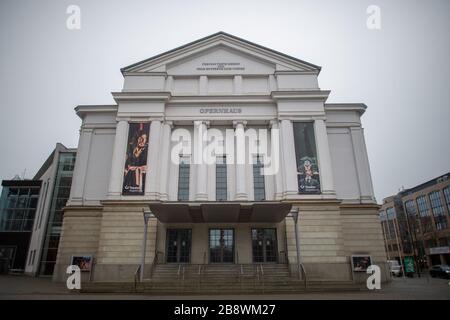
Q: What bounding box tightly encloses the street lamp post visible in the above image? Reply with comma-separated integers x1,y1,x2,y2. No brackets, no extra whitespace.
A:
140,209,152,282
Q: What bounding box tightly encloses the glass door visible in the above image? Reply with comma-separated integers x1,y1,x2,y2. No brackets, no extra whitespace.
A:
209,229,234,263
252,228,278,263
166,229,191,263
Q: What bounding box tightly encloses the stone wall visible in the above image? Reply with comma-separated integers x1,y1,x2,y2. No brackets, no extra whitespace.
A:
340,204,390,282
93,203,157,282
286,201,350,281
53,207,102,282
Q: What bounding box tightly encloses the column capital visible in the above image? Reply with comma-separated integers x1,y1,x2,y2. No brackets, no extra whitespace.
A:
233,120,247,128
194,120,210,127
164,120,174,128
269,119,280,128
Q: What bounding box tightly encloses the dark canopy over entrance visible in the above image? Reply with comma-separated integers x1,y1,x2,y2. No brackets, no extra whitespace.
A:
149,202,292,223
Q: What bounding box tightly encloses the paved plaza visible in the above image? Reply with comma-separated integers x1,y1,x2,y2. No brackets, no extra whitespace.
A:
0,274,449,300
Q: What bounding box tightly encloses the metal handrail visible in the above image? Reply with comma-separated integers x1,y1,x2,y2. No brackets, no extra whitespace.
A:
134,264,141,291
255,264,260,281
150,251,163,279
299,263,307,288
177,264,182,278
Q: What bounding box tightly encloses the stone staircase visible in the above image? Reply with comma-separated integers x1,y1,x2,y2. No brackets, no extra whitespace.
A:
80,263,364,294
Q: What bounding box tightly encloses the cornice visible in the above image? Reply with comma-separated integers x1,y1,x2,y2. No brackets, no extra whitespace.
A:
167,94,275,105
325,103,367,115
75,105,118,118
271,90,330,102
112,91,172,103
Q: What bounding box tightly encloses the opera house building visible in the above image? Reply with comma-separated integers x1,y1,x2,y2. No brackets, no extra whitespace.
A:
41,32,387,290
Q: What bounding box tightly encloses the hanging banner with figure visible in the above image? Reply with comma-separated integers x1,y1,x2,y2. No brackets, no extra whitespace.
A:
122,122,150,195
293,122,321,194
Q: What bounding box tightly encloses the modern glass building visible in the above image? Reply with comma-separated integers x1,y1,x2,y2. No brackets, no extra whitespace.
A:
379,172,450,270
0,179,41,271
38,152,76,275
21,143,77,277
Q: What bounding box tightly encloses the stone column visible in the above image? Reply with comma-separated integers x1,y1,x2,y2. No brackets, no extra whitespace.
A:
69,128,93,204
314,119,336,195
280,119,298,197
350,126,374,202
194,120,209,201
145,120,162,199
107,120,128,198
234,120,248,201
158,121,173,201
270,120,284,200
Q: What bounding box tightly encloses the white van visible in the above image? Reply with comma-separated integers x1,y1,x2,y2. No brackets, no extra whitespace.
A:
388,260,403,277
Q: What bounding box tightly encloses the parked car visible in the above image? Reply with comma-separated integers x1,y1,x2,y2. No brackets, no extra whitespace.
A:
388,260,403,277
429,265,450,279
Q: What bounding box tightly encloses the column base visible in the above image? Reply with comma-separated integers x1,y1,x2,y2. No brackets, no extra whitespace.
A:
145,192,160,200
195,194,208,201
234,193,248,201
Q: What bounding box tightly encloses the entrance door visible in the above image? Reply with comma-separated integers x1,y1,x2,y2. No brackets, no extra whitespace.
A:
209,229,234,263
252,228,278,263
166,229,191,263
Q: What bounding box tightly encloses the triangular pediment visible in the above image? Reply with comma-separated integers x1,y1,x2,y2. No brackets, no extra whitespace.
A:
121,32,320,75
166,45,276,75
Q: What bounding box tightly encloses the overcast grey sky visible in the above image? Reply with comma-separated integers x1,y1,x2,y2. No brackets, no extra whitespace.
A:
0,0,449,202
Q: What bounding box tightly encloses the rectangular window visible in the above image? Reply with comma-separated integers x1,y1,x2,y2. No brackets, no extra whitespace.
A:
177,155,190,201
429,191,447,230
404,200,416,217
216,156,227,201
404,200,421,235
0,186,39,232
444,186,450,213
253,155,265,201
386,207,396,240
293,122,320,194
416,196,429,217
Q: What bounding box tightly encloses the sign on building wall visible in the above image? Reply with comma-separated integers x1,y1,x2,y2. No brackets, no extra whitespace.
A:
293,122,321,194
70,255,92,272
122,122,150,195
351,255,372,272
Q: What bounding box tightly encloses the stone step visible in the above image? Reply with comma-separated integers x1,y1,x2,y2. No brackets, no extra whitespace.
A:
80,285,362,294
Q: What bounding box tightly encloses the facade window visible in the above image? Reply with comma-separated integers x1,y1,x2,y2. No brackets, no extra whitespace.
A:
429,191,447,230
386,207,397,240
39,152,75,275
177,155,190,201
416,196,433,233
216,156,227,201
404,200,416,217
416,196,429,217
253,155,265,201
404,200,420,235
0,186,39,232
443,186,450,213
293,122,321,194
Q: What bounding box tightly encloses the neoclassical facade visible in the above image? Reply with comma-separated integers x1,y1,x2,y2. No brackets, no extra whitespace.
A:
54,32,387,283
